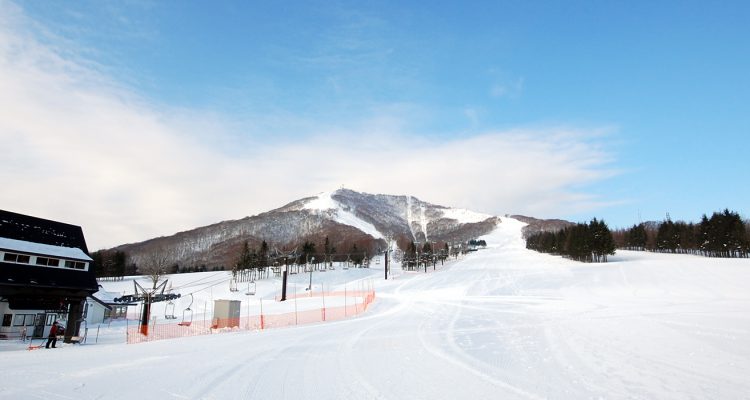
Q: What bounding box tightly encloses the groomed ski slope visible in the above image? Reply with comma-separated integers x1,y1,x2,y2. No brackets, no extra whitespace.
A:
2,217,749,399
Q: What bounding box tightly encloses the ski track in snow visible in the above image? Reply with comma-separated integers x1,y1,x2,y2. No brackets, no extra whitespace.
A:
1,217,750,399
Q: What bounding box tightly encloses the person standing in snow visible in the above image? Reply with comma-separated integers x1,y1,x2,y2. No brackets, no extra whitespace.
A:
45,321,59,348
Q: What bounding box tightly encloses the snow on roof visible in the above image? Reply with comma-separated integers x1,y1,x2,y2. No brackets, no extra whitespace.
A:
91,290,122,304
440,208,494,224
0,237,92,261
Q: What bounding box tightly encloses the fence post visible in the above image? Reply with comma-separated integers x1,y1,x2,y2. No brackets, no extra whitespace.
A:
260,298,264,330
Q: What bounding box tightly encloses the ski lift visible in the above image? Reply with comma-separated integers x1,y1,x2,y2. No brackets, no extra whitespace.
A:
229,277,239,292
164,300,177,319
178,294,194,327
164,281,177,319
245,281,256,296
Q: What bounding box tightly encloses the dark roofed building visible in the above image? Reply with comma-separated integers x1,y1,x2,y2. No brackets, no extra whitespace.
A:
0,210,98,342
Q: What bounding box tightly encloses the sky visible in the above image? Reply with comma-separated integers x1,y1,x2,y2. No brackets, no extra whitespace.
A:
1,0,748,249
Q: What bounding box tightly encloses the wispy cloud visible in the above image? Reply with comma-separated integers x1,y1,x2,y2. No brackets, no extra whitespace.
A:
490,76,525,99
0,4,618,249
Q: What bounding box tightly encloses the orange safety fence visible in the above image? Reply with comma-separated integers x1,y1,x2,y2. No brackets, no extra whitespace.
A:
127,288,375,344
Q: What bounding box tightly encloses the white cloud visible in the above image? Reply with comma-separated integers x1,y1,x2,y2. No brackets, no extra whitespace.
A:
0,4,617,249
490,76,524,99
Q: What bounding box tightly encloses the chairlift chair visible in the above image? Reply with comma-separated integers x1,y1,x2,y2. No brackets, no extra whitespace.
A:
229,277,239,292
178,294,194,327
245,281,256,296
164,300,177,319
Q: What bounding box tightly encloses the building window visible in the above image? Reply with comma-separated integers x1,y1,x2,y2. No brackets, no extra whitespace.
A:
3,252,31,264
64,260,87,270
3,251,86,270
36,257,60,267
45,314,58,325
12,314,35,326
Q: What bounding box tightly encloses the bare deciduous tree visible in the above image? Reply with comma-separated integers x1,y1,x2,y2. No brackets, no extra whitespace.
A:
137,247,172,289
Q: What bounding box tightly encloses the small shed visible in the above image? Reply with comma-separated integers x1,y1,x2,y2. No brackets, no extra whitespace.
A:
85,289,133,326
212,299,241,328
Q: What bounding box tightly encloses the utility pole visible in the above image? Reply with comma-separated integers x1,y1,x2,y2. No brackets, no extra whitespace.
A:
384,248,389,280
281,261,288,301
278,248,297,301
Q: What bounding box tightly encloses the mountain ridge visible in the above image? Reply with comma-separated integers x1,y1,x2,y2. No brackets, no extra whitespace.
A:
111,189,502,270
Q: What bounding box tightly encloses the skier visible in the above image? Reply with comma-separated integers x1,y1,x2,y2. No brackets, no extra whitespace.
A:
45,321,59,348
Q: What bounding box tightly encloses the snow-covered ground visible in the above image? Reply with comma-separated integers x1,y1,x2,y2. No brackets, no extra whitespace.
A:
2,217,749,399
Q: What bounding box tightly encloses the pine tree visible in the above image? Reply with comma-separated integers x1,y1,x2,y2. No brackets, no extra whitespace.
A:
302,240,316,261
236,240,253,270
627,223,648,250
259,240,269,267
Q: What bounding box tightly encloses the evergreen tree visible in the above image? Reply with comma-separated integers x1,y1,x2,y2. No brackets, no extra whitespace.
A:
407,241,417,256
627,224,648,250
657,219,680,253
302,240,316,261
259,240,269,267
236,240,253,270
590,218,616,262
527,218,614,263
324,236,332,256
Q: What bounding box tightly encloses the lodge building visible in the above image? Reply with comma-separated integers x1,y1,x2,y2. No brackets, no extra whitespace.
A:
0,210,99,342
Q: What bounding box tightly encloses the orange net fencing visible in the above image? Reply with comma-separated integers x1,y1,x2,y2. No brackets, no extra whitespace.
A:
126,287,375,344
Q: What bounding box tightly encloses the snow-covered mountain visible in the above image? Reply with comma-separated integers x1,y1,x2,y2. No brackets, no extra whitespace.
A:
115,189,500,269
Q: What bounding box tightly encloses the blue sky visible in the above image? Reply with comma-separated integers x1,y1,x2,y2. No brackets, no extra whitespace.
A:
1,1,748,248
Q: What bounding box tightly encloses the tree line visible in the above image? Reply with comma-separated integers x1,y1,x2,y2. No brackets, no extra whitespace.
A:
613,209,749,258
526,218,616,263
91,248,231,281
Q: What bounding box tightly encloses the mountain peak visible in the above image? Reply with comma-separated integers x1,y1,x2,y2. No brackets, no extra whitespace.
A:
116,189,500,269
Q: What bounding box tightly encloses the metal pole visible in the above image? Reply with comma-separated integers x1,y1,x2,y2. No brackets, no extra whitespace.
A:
281,266,288,301
384,248,388,280
140,294,150,335
308,257,314,291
